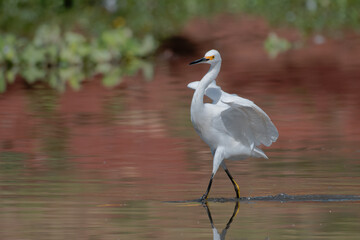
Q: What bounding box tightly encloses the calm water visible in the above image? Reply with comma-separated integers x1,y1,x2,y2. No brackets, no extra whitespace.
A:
1,47,360,239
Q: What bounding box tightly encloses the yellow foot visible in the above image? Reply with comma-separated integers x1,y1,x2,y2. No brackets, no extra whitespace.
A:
232,180,240,199
200,193,208,202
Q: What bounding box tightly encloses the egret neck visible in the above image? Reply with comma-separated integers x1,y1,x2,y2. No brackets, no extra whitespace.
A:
187,49,278,202
191,61,221,114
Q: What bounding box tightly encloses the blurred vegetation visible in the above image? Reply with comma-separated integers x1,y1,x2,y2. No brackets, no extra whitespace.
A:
1,0,360,92
264,32,292,59
233,0,360,34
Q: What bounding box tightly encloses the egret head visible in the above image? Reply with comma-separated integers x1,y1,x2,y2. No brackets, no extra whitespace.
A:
189,49,221,65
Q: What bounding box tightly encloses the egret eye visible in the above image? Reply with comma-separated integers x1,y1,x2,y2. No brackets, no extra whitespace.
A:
188,49,279,202
205,55,215,60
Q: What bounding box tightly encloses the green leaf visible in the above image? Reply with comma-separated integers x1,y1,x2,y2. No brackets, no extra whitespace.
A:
60,47,82,65
90,47,113,63
138,35,157,56
22,44,44,65
6,68,17,82
140,60,154,81
95,63,113,74
22,66,45,83
59,67,84,91
264,32,291,58
65,32,86,45
102,68,122,88
34,24,61,46
0,72,6,93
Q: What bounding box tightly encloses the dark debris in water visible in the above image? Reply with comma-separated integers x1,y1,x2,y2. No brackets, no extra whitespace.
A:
244,193,360,202
167,193,360,204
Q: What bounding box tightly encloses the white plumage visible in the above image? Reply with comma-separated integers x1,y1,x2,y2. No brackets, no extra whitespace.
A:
188,49,278,201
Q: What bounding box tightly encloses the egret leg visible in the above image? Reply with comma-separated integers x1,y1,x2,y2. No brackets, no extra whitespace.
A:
201,173,214,202
225,201,239,230
203,201,240,240
222,165,240,199
202,202,214,228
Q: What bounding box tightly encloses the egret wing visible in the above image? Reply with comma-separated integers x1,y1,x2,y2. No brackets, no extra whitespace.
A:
187,81,222,103
220,94,279,147
186,81,199,90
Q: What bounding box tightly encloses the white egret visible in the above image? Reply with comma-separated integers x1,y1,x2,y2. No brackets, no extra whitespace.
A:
188,49,278,201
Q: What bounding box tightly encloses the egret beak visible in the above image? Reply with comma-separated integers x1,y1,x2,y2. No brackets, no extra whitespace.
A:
189,57,208,65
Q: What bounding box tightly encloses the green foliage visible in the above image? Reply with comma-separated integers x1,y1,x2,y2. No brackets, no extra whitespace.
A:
1,0,360,92
264,33,292,58
0,25,157,92
227,0,360,34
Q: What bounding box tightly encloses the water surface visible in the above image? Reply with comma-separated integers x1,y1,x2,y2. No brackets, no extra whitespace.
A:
1,39,360,239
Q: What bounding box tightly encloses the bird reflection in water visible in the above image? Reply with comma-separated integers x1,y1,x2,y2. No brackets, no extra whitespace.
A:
202,202,239,240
